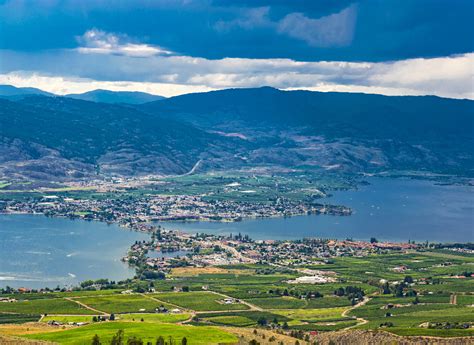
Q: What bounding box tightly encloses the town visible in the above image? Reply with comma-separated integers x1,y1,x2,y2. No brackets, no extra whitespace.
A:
1,188,351,227
124,225,421,281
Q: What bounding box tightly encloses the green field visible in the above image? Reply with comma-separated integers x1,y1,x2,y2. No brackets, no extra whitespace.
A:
0,298,95,315
72,294,175,314
153,291,250,311
272,307,350,322
202,315,256,327
198,310,291,327
25,322,238,344
0,313,40,324
42,313,191,324
2,249,473,340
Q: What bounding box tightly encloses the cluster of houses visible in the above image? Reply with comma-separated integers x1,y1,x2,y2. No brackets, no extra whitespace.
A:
123,226,423,284
3,180,351,229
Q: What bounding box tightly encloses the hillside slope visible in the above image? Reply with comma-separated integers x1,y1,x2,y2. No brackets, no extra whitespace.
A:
1,88,472,182
141,87,474,175
0,96,242,181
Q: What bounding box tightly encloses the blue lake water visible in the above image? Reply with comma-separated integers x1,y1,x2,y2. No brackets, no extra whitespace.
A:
159,178,474,243
1,177,472,289
0,215,148,289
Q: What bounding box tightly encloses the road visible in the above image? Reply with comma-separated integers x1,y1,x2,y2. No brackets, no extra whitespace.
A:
341,296,371,330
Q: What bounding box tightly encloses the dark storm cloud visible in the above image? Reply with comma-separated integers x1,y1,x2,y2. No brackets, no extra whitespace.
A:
1,0,472,61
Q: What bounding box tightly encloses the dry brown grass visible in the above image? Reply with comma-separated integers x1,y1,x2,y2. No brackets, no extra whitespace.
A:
313,330,474,345
0,335,54,345
0,323,66,336
223,326,309,345
223,328,474,345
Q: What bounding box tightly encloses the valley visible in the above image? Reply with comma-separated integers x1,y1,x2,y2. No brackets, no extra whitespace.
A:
0,86,472,344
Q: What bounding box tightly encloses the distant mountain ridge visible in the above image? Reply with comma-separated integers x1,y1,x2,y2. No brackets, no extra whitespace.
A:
0,87,472,182
0,85,54,100
0,85,164,104
66,89,164,104
141,87,474,175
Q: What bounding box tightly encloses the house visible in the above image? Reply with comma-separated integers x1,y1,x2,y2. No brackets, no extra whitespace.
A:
223,298,235,304
392,265,408,273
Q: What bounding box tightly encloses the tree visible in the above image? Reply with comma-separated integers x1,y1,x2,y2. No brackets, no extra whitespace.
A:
257,316,267,326
156,336,165,345
394,285,404,297
127,337,144,345
110,313,116,321
91,334,101,345
110,329,124,345
370,237,378,243
404,276,414,284
181,337,187,345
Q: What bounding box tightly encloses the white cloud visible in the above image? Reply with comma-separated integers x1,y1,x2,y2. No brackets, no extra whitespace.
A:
214,7,271,32
277,5,358,47
0,31,472,99
214,5,358,48
76,29,172,57
0,72,214,98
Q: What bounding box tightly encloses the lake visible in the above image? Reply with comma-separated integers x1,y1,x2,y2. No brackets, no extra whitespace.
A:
1,177,472,289
0,215,148,289
158,178,474,243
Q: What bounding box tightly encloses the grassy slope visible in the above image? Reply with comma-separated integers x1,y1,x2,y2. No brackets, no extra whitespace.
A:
25,322,238,345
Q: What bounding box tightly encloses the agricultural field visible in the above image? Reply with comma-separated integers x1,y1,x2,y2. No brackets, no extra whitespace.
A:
0,171,353,204
72,294,175,314
24,322,238,345
0,313,40,324
41,313,191,324
152,291,250,311
0,297,95,315
1,249,473,343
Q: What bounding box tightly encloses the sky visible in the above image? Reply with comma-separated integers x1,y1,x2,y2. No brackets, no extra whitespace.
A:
0,0,473,99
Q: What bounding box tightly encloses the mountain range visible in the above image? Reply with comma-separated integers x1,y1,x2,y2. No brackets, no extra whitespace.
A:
0,86,472,183
0,85,164,104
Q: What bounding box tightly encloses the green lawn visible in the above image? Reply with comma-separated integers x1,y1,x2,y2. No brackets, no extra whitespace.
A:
25,322,238,344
